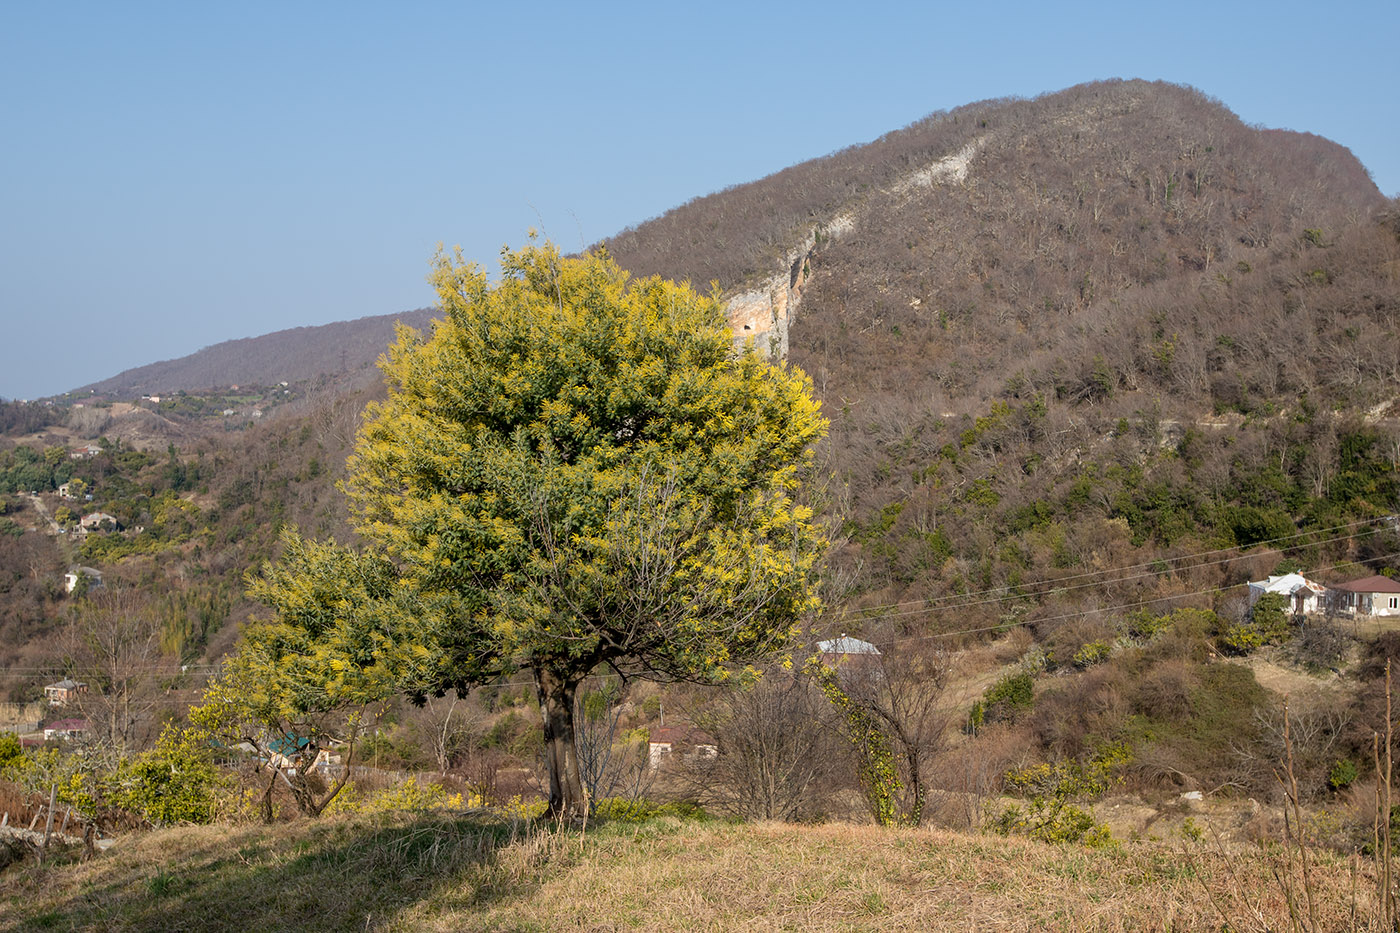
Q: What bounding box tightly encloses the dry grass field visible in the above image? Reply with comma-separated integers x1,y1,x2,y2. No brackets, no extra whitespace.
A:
0,810,1386,931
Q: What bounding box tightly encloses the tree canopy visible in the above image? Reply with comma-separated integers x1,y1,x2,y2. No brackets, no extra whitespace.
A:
252,240,827,818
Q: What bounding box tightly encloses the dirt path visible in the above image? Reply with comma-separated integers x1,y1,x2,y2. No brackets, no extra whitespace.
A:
23,493,61,535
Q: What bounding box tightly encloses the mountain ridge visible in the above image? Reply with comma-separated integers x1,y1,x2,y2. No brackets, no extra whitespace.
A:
71,308,439,399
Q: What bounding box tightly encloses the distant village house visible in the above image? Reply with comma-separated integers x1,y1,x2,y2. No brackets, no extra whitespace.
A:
79,512,120,533
816,634,881,663
63,567,103,593
43,719,89,742
43,679,87,707
648,725,718,771
816,634,883,685
1327,575,1400,618
1247,573,1326,616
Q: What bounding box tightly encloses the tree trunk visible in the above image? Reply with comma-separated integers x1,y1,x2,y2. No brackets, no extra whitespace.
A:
289,736,356,818
260,767,277,824
535,667,587,820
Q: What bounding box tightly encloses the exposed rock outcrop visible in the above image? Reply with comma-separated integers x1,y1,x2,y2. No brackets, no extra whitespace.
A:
724,141,982,357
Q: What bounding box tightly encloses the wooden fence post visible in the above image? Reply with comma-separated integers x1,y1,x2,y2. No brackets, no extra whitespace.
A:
42,785,57,847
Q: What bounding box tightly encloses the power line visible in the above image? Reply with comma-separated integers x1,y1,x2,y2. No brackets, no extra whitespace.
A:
1,521,1392,692
830,515,1395,622
854,548,1400,645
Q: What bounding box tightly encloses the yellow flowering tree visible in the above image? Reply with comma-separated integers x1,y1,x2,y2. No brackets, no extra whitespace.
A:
344,240,827,819
194,532,420,818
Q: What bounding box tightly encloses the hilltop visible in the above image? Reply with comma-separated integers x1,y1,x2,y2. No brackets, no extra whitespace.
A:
602,79,1399,632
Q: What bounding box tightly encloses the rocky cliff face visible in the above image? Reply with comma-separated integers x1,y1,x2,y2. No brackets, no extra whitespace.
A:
724,238,810,358
723,143,980,357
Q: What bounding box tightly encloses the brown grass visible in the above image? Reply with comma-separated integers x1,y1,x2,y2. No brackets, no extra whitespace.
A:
0,811,1385,932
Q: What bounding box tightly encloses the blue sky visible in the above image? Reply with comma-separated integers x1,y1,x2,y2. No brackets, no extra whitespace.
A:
2,1,1396,400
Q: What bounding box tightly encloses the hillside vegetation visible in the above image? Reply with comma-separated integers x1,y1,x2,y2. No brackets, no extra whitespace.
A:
609,79,1398,625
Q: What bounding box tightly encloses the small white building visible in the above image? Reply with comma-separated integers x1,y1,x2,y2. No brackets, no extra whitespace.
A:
1246,573,1326,616
815,634,883,684
647,725,717,771
79,512,119,532
816,634,881,659
43,718,89,742
63,566,104,593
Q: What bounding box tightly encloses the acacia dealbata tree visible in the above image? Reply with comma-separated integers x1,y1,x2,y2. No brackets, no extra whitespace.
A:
342,239,827,818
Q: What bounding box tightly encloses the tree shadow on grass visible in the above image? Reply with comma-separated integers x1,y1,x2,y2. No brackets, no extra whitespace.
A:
1,811,567,932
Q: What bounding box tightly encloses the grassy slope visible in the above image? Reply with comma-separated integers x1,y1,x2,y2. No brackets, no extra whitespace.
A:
0,812,1377,931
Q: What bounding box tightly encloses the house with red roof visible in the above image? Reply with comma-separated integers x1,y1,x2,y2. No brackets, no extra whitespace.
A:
43,678,87,707
43,719,89,742
1328,575,1400,618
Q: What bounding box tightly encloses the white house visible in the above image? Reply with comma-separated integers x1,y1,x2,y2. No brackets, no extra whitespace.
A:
647,725,717,771
43,718,89,742
63,566,104,593
1246,573,1327,616
79,512,119,532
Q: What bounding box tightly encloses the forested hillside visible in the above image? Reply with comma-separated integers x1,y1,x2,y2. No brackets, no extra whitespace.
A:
609,79,1399,634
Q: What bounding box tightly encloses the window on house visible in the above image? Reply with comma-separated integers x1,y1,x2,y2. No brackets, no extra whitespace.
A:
1391,597,1399,610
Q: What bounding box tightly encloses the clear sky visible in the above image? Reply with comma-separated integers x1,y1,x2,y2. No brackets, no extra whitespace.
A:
2,1,1396,401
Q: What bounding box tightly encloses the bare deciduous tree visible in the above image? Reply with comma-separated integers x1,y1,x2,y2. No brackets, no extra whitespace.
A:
693,672,842,822
574,678,627,803
404,691,481,775
816,640,956,826
65,588,175,751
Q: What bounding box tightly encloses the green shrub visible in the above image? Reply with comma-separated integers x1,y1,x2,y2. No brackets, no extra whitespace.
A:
0,733,21,769
980,670,1035,723
110,725,226,825
1250,593,1290,641
991,744,1127,847
1072,641,1111,668
591,798,708,822
325,777,468,816
967,699,986,734
1219,622,1264,655
1218,593,1292,656
1328,759,1358,791
992,799,1107,846
1127,610,1170,640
